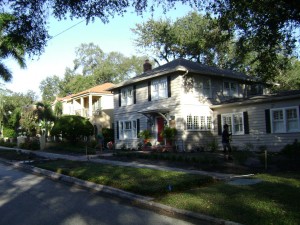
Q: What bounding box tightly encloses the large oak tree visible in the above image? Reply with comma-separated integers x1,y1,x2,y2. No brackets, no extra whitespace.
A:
1,0,299,81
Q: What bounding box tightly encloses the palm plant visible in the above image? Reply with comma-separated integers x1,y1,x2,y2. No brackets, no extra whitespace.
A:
0,13,26,81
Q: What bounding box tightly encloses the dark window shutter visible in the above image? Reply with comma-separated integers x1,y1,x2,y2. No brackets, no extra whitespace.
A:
137,119,140,136
167,76,171,97
116,121,119,139
118,89,121,107
133,85,136,104
148,81,151,101
217,114,222,135
265,109,271,133
243,111,249,134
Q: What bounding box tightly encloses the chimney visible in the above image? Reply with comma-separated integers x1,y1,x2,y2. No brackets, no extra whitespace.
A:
143,59,152,72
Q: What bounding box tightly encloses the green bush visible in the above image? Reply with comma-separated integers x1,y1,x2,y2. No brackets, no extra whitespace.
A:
3,127,17,138
281,139,300,157
50,115,94,143
0,139,16,148
19,139,40,150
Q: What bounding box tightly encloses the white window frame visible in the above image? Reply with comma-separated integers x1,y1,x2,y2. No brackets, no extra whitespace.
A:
271,107,300,133
121,86,133,106
186,114,213,131
194,76,212,98
221,112,244,135
223,81,238,97
151,77,168,100
119,120,137,140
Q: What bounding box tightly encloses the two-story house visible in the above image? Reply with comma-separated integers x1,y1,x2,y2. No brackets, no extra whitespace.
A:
108,59,300,152
53,83,114,136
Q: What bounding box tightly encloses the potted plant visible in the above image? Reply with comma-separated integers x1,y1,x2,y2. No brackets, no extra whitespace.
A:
138,130,152,150
160,126,177,151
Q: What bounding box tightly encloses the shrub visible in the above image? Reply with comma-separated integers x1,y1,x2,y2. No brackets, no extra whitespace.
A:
281,139,300,157
3,127,17,138
50,115,94,143
19,139,40,150
207,138,219,152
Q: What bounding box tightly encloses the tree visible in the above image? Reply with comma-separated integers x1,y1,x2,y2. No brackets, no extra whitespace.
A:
0,13,26,81
73,43,146,83
39,75,61,103
132,12,234,68
50,115,94,143
40,43,147,100
204,0,300,81
274,59,300,90
2,1,299,82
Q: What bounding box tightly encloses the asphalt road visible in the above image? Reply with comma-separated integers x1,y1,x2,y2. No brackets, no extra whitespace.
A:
0,163,196,225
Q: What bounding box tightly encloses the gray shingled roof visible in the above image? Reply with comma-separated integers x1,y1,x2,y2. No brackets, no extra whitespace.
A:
107,58,256,90
211,90,300,108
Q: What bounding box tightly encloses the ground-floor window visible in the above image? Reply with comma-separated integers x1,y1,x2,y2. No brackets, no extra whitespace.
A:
186,114,212,131
119,120,137,140
221,112,244,135
271,107,299,133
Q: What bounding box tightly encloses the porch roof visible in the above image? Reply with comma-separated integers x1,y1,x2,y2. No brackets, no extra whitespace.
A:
138,106,169,114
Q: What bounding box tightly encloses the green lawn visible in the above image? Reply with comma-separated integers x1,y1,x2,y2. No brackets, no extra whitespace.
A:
31,159,300,225
0,149,299,225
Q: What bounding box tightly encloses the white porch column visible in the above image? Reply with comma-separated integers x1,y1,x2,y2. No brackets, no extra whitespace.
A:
89,95,93,117
80,97,84,116
72,99,75,115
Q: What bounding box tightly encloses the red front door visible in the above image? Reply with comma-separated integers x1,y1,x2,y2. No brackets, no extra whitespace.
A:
156,117,164,143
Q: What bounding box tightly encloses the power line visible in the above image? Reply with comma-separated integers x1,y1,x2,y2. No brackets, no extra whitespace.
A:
50,19,86,40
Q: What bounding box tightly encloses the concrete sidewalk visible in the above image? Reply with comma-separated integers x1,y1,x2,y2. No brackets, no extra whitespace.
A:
16,148,254,181
0,147,245,225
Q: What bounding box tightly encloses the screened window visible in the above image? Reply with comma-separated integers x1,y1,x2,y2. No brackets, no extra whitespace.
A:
121,86,133,106
223,81,238,97
151,78,168,100
222,113,244,135
119,120,137,140
271,107,299,133
194,76,211,98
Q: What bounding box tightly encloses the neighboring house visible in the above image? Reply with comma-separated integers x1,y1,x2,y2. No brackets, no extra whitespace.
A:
53,83,115,136
108,58,300,152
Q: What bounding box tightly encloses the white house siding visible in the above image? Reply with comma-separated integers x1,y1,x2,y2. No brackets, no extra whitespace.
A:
212,98,300,152
113,74,183,149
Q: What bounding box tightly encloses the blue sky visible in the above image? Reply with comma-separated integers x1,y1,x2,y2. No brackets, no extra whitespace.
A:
3,3,194,99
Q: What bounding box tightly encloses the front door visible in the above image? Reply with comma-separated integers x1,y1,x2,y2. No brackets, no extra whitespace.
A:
156,117,164,143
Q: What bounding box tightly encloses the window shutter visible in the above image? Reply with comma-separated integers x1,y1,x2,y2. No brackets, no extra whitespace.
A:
148,81,151,101
243,111,249,134
116,121,119,139
217,114,222,135
118,89,121,107
167,76,171,97
133,85,136,104
265,109,271,133
137,119,140,136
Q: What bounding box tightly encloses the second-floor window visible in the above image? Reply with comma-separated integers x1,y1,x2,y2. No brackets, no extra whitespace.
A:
121,86,133,106
194,76,211,98
151,78,168,100
223,81,238,97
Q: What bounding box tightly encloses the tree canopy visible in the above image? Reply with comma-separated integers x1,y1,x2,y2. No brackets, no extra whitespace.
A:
39,43,146,102
1,0,299,82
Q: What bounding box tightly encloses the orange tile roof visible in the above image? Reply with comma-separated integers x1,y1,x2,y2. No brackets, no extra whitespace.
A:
71,82,114,98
